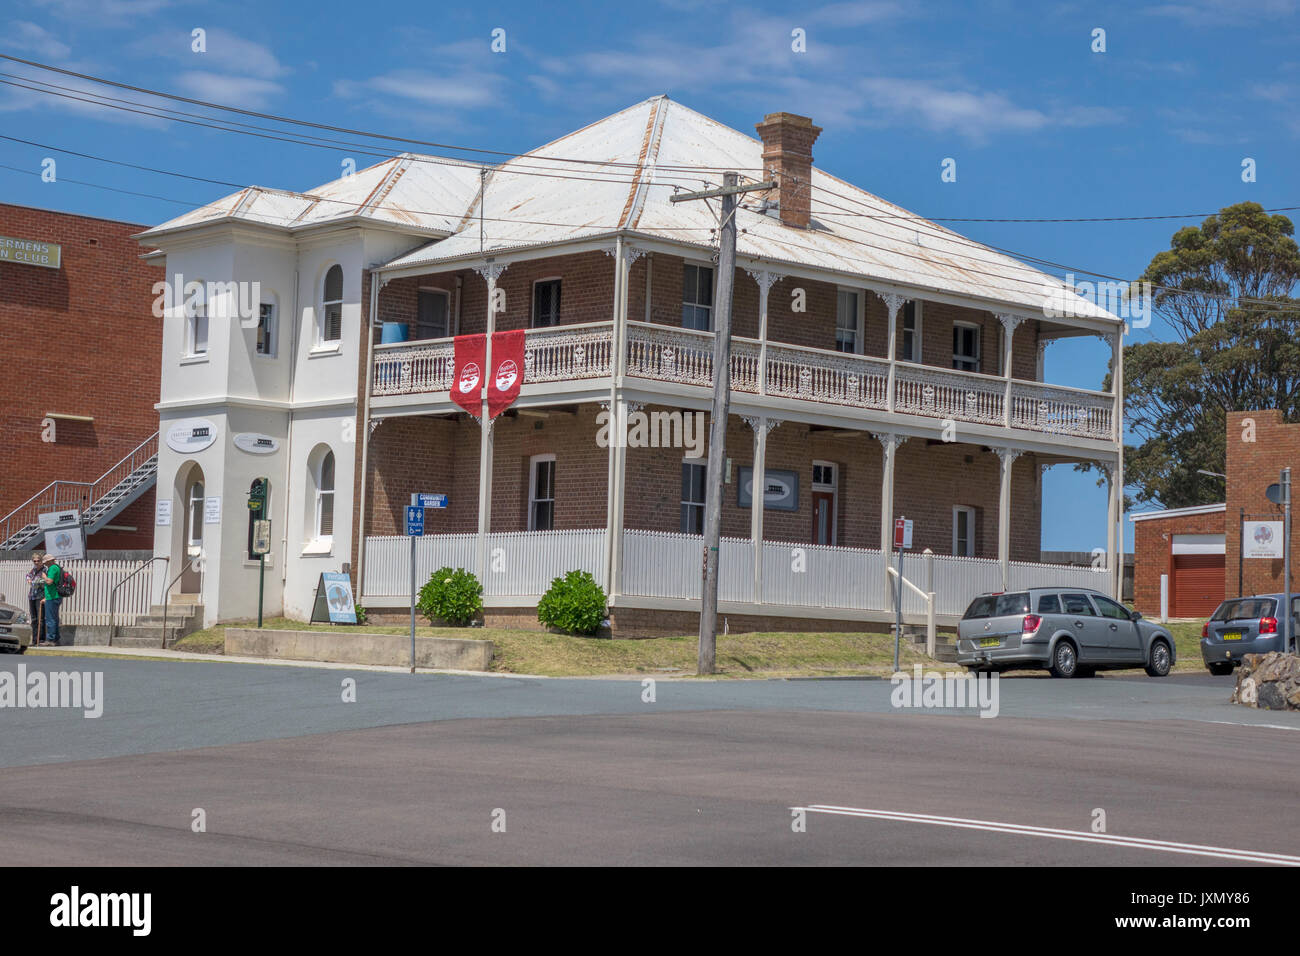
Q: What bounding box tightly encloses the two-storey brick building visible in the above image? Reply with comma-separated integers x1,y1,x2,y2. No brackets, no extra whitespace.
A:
0,204,160,555
137,98,1123,631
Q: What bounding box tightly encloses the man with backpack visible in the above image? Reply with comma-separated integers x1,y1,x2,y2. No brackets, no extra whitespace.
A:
40,554,63,647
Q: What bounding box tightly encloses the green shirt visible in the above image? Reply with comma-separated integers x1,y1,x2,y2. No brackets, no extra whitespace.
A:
43,564,61,601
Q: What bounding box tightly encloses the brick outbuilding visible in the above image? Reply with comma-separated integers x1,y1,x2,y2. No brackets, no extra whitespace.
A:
1130,408,1300,619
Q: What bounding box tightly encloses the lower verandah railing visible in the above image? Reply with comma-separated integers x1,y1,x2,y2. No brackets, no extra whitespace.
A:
361,529,1111,616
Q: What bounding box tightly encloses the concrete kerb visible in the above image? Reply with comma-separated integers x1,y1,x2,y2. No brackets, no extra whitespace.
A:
25,644,508,677
224,627,493,671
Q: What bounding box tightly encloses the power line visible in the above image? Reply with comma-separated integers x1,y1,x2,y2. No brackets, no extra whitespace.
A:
8,54,1296,229
0,54,764,174
0,134,715,232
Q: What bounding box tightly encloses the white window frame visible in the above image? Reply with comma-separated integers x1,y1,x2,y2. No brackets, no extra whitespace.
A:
953,505,976,557
834,288,863,354
314,450,335,543
186,282,208,357
681,458,707,534
900,300,923,363
681,261,714,331
318,265,344,347
528,453,556,531
531,277,562,328
256,301,276,357
811,460,838,546
187,480,205,547
953,321,980,372
415,287,451,341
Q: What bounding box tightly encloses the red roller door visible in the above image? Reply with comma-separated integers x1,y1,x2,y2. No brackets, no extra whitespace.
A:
1172,554,1224,618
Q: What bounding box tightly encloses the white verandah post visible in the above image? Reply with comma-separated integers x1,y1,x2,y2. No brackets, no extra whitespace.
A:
745,268,782,603
474,261,506,583
995,447,1022,590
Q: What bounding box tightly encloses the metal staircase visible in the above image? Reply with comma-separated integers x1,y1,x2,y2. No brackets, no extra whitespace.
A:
0,432,159,551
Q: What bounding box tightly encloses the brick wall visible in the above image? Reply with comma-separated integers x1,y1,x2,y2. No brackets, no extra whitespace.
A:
363,402,1039,560
1132,509,1225,615
1226,409,1300,597
0,204,160,549
378,251,1041,379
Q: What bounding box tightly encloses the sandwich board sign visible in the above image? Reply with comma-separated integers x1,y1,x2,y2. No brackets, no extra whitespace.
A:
310,572,357,624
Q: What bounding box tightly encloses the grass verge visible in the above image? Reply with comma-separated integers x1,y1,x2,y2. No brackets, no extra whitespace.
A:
167,617,933,678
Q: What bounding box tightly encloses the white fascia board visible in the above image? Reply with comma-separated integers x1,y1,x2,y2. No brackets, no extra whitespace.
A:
1129,502,1227,523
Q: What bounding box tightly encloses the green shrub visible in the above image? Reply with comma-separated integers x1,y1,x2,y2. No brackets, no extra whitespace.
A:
417,567,483,626
353,605,368,626
537,570,608,635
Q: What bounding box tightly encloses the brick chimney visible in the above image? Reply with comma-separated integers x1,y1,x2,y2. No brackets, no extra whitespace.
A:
755,112,822,229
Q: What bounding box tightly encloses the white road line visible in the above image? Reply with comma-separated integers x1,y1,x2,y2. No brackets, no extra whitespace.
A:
794,805,1300,866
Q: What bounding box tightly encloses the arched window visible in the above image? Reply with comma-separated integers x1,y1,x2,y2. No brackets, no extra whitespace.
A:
315,450,335,539
321,266,343,344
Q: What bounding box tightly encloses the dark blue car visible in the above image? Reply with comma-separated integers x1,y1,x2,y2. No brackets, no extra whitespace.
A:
1200,594,1300,675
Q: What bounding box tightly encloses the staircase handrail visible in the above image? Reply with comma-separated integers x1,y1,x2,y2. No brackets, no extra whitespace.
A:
107,556,169,646
161,557,201,649
0,431,159,546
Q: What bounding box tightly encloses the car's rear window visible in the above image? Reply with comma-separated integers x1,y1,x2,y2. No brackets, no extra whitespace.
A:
995,593,1030,616
1212,598,1277,621
1037,594,1061,614
962,596,997,620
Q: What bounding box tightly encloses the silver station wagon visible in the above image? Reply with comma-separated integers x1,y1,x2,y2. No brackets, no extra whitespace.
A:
957,587,1176,678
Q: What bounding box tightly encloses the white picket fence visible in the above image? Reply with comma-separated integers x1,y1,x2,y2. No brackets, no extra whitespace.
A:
361,528,1113,617
0,559,155,626
363,529,607,597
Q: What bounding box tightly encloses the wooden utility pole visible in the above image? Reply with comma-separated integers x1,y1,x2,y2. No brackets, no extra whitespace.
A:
670,173,775,675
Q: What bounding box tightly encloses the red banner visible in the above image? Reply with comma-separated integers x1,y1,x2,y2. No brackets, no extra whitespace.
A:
488,329,525,419
450,334,485,415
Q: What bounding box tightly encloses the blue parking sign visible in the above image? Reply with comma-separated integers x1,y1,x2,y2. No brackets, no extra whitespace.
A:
405,506,424,536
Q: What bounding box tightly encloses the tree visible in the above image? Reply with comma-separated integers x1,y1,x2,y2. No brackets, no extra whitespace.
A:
1116,203,1300,509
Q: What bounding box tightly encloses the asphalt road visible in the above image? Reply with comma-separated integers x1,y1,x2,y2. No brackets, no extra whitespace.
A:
1,655,1298,865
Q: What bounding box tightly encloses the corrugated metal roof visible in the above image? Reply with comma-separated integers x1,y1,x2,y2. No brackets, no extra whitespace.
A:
139,95,1118,321
381,97,1119,321
138,152,484,238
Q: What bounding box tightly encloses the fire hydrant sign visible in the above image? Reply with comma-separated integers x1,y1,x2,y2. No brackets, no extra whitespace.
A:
894,517,914,550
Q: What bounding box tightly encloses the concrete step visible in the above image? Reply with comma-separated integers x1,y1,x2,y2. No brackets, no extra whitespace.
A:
145,603,203,619
112,625,187,648
136,609,204,627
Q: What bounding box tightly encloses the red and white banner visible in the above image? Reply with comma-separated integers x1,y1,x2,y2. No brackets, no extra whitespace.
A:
450,334,485,415
488,329,525,419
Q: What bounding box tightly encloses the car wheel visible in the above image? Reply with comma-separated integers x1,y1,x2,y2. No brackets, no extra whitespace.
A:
1049,640,1079,678
1145,639,1172,678
1206,661,1233,677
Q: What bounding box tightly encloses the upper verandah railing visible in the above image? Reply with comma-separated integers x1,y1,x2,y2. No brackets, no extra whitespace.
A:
371,321,1114,441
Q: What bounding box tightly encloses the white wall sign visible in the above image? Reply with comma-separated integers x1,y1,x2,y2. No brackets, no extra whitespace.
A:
166,418,218,453
38,509,80,531
204,496,222,524
234,433,280,455
1244,521,1284,559
44,527,85,561
156,499,172,526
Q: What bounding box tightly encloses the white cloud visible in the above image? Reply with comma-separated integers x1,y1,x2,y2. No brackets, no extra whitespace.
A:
134,27,288,79
31,0,174,22
174,72,284,109
333,69,506,110
1144,0,1297,24
2,21,71,59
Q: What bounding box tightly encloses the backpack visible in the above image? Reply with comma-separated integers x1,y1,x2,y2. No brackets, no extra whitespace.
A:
55,569,76,599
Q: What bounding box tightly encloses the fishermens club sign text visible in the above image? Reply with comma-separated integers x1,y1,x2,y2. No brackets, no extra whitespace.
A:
0,235,62,269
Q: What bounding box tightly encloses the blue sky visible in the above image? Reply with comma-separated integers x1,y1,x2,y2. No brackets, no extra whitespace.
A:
2,0,1296,552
